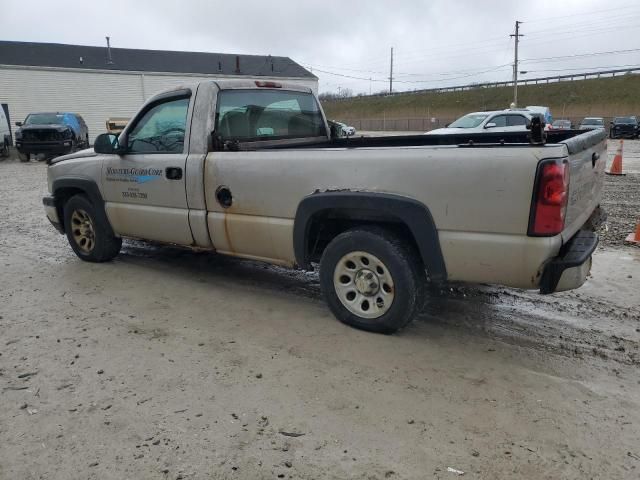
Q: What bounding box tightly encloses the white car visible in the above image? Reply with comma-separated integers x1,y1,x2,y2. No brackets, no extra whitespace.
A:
579,117,605,131
335,121,356,136
426,110,533,135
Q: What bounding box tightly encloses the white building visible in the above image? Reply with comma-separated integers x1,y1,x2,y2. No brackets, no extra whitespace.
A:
0,41,317,142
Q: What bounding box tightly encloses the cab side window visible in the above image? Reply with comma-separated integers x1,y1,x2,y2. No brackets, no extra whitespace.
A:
128,97,190,154
489,115,507,127
507,115,528,127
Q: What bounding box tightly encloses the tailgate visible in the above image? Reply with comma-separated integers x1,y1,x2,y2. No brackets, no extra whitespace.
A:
561,129,607,243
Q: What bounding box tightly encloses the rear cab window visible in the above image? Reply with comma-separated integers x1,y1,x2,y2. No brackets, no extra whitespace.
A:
214,89,327,144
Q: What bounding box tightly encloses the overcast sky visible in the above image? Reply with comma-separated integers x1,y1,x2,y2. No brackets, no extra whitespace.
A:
3,0,640,94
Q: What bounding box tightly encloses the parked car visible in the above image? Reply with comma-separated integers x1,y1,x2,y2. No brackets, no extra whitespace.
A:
15,112,89,161
43,80,606,334
106,117,129,135
609,116,638,139
579,117,605,131
426,109,532,134
551,119,572,130
0,107,10,157
332,121,356,136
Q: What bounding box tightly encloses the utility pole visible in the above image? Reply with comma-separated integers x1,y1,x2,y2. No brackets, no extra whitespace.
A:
510,21,523,107
389,47,394,95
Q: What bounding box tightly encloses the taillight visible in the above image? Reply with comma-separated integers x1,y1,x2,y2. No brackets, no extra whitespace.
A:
528,160,570,236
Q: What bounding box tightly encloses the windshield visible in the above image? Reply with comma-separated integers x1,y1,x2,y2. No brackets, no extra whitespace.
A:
614,117,636,124
25,113,65,125
448,113,489,128
582,118,603,125
216,89,326,141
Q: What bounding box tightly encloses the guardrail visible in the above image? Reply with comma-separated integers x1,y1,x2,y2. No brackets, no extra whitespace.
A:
327,68,640,100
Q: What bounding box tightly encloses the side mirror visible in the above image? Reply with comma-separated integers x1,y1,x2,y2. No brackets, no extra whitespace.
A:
485,122,497,129
328,121,345,139
94,133,124,154
15,121,22,127
444,123,451,128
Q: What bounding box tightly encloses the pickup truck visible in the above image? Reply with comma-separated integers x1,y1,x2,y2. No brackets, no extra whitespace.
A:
43,80,607,334
16,112,90,161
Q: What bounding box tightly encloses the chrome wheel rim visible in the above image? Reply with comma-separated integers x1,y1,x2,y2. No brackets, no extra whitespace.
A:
333,251,395,319
71,209,95,253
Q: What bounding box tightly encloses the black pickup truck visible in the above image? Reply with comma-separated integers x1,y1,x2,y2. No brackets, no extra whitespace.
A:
15,112,89,161
609,116,638,139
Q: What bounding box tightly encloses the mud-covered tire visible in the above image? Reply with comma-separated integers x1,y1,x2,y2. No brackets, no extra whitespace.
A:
319,226,426,334
63,194,121,262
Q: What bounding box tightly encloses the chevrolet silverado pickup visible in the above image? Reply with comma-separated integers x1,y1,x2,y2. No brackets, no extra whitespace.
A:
43,80,607,334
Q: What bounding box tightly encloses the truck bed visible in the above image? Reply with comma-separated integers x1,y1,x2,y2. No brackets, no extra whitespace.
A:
231,129,607,153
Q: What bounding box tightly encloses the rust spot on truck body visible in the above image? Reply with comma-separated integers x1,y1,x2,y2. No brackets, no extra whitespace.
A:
223,212,234,253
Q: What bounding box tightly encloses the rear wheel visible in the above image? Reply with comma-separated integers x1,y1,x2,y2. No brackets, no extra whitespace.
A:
18,151,29,162
319,226,426,334
0,142,8,158
63,195,121,262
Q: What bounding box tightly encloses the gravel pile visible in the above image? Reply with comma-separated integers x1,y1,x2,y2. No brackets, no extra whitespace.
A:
599,173,640,247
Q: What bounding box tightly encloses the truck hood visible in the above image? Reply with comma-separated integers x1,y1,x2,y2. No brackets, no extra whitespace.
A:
19,124,70,132
49,147,97,164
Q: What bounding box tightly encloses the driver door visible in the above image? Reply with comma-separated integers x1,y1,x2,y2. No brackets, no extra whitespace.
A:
102,94,194,245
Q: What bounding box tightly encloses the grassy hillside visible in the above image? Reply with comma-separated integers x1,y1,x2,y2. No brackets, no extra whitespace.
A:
321,74,640,127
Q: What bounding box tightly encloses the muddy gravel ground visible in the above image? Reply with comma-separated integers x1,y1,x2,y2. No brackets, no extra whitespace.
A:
1,142,639,479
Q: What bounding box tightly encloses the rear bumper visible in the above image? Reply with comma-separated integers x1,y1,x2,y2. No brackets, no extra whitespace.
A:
16,141,73,155
539,230,598,294
43,196,64,234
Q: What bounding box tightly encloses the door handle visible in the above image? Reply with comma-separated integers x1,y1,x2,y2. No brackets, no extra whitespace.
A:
165,167,183,180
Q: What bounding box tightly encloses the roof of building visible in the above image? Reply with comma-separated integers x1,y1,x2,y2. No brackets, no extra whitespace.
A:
0,40,316,79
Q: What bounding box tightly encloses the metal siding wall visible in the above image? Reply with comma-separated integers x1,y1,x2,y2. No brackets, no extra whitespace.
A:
0,67,143,142
0,67,318,142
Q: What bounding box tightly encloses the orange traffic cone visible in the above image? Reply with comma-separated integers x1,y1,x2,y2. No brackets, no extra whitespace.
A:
626,220,640,245
606,139,625,175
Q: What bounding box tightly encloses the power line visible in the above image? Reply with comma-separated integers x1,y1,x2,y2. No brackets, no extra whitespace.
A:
521,48,640,64
524,63,640,73
522,3,640,23
313,8,640,70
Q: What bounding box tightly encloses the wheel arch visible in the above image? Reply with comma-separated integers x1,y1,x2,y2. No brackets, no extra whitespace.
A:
52,177,114,236
293,191,447,282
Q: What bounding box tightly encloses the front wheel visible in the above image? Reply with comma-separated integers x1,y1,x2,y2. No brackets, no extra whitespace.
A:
63,195,122,262
319,226,426,334
18,151,29,162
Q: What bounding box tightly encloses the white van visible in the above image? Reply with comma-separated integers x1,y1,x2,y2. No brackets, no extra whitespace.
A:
0,107,10,157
